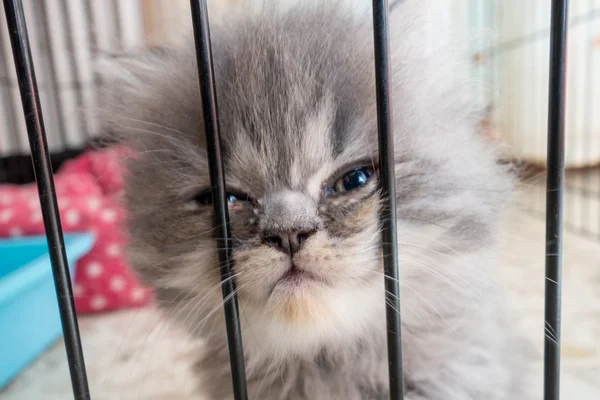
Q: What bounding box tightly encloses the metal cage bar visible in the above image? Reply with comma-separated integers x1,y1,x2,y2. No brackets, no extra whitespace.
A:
1,1,91,399
544,1,568,399
372,1,404,399
189,1,248,399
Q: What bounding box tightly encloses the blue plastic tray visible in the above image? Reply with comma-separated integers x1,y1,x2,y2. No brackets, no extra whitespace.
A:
0,233,94,389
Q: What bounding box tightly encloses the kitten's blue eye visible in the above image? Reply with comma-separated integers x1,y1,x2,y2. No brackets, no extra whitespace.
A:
226,194,240,202
333,167,373,193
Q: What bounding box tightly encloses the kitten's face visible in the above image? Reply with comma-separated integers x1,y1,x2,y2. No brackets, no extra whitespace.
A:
107,2,510,359
204,129,384,328
122,37,388,353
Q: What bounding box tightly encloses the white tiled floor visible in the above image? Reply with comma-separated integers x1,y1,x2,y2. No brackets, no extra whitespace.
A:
1,182,599,400
508,169,600,398
498,209,600,399
521,168,600,238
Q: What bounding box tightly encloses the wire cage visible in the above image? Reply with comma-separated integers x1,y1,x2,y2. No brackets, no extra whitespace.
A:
0,0,571,399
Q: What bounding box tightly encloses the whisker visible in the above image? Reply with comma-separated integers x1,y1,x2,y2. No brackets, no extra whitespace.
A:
357,267,451,327
112,115,192,137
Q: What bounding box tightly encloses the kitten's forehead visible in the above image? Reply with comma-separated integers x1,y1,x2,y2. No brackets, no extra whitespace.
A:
222,97,377,197
212,10,377,196
224,99,365,195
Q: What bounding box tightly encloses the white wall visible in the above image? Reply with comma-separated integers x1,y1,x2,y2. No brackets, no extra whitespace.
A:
488,0,600,168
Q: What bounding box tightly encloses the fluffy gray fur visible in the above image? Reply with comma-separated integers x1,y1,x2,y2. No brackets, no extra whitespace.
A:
99,1,528,398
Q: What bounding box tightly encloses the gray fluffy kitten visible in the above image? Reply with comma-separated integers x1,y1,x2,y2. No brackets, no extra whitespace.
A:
100,1,528,399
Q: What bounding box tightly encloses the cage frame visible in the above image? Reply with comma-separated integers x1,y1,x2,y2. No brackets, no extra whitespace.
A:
1,0,568,399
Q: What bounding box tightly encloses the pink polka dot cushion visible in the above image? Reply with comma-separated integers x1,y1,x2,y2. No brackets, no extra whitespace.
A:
0,148,151,314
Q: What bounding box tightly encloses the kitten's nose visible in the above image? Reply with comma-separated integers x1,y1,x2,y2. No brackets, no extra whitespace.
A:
263,229,316,256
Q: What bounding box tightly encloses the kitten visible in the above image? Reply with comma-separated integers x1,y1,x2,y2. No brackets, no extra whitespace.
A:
100,1,528,398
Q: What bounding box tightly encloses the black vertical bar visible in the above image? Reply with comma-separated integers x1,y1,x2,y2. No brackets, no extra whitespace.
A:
2,1,90,399
189,1,248,400
372,1,404,399
544,1,568,400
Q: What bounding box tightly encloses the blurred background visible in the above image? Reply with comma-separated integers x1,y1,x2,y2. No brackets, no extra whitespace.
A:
0,1,598,399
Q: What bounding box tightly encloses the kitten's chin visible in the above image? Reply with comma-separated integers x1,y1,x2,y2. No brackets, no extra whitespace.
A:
245,282,384,359
268,277,330,326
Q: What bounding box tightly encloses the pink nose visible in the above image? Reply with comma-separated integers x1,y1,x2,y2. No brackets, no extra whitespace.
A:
262,230,316,255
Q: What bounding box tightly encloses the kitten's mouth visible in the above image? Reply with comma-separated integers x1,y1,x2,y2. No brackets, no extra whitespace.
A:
272,264,321,292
